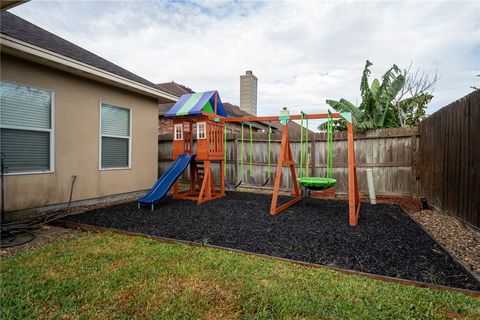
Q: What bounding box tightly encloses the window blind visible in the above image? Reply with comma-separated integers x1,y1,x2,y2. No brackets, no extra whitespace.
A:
100,103,130,169
0,81,52,173
101,137,129,168
101,104,130,137
1,81,51,129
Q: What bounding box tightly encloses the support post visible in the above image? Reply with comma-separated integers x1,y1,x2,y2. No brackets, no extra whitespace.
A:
270,124,301,215
198,161,212,204
347,122,360,226
189,159,195,194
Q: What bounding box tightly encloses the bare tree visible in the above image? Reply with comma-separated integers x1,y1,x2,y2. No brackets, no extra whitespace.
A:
394,62,439,126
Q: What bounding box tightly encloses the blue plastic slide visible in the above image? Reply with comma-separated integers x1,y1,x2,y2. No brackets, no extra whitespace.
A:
137,153,194,207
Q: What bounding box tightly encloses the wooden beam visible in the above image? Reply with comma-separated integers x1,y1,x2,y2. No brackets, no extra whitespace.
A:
222,113,343,123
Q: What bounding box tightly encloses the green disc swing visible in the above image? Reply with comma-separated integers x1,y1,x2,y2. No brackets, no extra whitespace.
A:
297,111,337,190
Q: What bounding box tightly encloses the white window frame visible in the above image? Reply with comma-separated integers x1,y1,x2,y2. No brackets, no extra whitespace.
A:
174,124,183,141
99,102,132,171
1,80,55,176
196,121,206,140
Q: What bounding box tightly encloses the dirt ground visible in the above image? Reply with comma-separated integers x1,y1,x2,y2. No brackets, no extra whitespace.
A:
0,226,84,259
0,197,134,258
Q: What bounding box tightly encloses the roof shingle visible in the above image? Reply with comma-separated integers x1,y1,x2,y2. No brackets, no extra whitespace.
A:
157,82,194,97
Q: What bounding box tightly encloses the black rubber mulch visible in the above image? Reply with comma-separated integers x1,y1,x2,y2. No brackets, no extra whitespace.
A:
63,192,480,290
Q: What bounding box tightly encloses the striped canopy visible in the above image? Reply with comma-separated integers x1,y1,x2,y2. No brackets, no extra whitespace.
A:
166,91,227,118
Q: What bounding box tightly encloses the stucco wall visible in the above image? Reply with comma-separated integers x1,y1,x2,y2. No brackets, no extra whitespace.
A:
1,54,159,212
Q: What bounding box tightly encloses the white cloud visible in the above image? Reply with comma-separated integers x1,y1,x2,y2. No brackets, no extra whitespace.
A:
10,0,480,131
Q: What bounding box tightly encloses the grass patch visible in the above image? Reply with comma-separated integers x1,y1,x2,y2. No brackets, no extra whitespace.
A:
1,232,479,319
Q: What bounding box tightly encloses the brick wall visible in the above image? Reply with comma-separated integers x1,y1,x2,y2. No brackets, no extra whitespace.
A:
158,117,173,135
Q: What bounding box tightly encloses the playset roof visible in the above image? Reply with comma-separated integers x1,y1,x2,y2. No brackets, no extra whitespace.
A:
166,91,227,118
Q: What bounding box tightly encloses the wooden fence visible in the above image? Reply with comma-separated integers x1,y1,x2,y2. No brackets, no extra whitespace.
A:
159,126,419,196
418,90,479,228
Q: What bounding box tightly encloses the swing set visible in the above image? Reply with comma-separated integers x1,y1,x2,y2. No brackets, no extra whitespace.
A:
163,91,361,226
224,122,272,188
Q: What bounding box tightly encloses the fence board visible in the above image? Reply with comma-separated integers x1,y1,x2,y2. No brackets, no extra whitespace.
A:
419,90,479,228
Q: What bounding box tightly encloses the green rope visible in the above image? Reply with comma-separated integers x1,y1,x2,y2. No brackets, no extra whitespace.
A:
299,113,304,178
249,123,253,176
305,117,309,177
224,125,227,175
267,125,272,177
327,113,333,178
240,123,244,180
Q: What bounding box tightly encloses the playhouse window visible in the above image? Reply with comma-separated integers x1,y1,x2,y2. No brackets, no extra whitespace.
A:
197,122,206,139
174,124,183,140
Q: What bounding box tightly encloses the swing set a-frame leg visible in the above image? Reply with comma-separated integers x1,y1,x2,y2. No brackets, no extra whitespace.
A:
270,125,301,215
347,122,361,226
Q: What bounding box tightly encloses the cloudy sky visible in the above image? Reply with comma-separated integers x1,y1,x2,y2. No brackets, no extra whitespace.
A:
10,0,479,130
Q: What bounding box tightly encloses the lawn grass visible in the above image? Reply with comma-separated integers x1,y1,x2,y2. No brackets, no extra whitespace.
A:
1,232,479,319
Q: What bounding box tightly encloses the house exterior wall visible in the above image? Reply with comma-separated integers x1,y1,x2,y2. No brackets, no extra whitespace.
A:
1,54,159,212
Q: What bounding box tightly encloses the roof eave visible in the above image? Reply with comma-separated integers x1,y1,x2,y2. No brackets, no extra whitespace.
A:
0,1,29,11
0,34,178,103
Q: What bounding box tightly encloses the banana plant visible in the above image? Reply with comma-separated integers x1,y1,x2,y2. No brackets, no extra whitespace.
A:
320,60,405,131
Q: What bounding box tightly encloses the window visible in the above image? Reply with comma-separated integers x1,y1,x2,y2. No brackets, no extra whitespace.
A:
0,81,54,174
197,122,206,139
100,103,131,169
174,124,183,140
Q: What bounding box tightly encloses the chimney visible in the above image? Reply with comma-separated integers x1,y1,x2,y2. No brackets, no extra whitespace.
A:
240,70,258,116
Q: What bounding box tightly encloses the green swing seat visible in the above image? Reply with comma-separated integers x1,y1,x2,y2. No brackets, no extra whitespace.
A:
298,177,336,190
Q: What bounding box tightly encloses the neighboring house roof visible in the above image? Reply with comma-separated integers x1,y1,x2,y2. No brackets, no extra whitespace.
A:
0,11,177,102
270,120,314,135
222,102,252,117
166,91,227,118
157,81,194,97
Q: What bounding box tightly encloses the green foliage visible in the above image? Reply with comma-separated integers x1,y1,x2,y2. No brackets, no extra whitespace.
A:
398,92,432,126
320,60,434,131
1,233,479,319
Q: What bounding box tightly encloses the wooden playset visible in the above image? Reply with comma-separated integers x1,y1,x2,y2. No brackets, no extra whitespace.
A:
153,91,360,226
